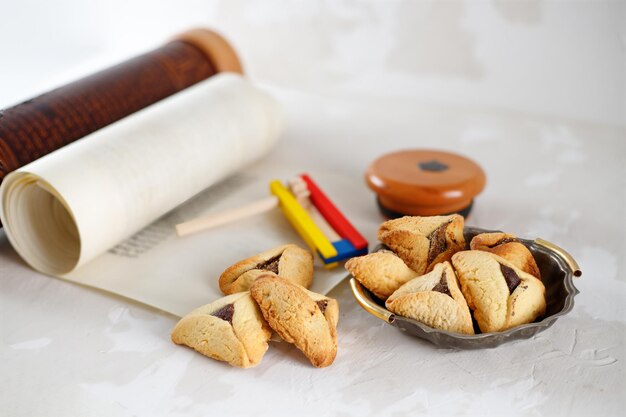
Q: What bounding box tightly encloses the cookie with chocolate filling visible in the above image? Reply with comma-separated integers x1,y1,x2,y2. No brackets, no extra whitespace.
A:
385,262,474,334
171,292,272,368
452,251,546,333
250,274,338,368
470,232,541,280
219,244,314,294
345,251,419,301
377,215,465,274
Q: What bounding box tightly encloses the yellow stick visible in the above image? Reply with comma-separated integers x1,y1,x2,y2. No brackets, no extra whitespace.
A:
270,180,338,264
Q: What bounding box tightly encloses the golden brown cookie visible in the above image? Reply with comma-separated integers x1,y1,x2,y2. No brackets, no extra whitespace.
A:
250,274,338,368
345,250,419,301
470,232,541,280
171,292,271,368
385,262,474,334
452,250,546,333
377,215,466,274
219,244,314,294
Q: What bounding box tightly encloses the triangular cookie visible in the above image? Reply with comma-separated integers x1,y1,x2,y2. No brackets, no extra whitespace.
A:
250,274,338,368
377,215,465,274
171,292,272,368
385,261,474,334
345,250,419,301
452,250,546,333
470,232,541,279
219,244,313,294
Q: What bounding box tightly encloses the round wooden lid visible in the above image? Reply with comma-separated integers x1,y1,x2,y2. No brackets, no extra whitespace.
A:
172,28,244,74
365,149,486,216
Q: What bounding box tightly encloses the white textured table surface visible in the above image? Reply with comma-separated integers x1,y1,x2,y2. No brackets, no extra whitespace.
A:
1,1,625,416
1,89,625,416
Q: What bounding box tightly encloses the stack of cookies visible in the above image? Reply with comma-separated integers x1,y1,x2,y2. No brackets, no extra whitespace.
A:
171,244,338,368
346,215,546,335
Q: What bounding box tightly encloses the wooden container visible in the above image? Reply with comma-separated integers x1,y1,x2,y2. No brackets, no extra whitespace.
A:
365,149,486,218
0,28,242,184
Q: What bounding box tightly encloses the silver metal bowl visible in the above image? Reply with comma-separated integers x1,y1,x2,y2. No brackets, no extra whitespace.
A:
349,227,582,349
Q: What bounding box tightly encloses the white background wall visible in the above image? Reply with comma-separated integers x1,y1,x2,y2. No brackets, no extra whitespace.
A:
1,0,624,127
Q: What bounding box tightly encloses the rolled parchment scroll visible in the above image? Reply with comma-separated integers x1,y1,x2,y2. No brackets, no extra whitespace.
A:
0,73,283,275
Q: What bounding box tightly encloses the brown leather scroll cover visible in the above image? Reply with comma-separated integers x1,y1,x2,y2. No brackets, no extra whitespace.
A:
0,28,243,184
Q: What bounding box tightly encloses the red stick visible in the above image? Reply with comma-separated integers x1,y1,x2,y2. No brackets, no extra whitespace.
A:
301,174,368,250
